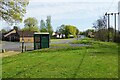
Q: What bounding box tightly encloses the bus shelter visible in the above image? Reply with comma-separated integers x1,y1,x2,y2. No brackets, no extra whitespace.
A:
34,33,49,50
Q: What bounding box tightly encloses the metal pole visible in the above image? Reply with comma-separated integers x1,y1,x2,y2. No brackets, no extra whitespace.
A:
22,31,24,53
108,14,110,42
114,13,117,42
22,40,24,53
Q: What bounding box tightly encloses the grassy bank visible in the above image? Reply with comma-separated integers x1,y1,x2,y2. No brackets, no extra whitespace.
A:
2,38,118,78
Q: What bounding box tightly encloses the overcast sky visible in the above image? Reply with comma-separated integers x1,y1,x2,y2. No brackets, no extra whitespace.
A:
1,0,120,31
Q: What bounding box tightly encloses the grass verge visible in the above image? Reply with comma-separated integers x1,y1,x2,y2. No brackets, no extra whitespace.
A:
2,38,118,78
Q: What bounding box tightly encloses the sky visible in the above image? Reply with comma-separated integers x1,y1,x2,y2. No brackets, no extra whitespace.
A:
0,0,120,31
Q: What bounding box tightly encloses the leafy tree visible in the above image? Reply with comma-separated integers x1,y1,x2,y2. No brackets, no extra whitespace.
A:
0,0,29,24
1,29,7,33
93,16,108,41
109,27,115,41
57,24,69,38
64,25,70,38
76,28,80,35
40,20,47,32
67,25,77,37
93,16,107,30
57,24,79,38
23,17,39,32
46,16,53,36
13,26,21,31
80,31,84,35
56,24,65,33
84,29,94,37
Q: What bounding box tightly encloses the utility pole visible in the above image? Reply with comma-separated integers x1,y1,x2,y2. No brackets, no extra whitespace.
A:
108,14,110,42
105,13,110,42
114,13,119,41
114,13,116,41
105,12,119,42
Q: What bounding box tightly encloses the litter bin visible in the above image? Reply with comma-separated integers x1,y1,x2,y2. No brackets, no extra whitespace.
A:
34,33,49,50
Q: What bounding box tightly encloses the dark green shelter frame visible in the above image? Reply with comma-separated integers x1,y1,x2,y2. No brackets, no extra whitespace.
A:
34,33,49,50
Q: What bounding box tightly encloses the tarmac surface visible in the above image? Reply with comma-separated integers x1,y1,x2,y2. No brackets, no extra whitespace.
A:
1,35,86,52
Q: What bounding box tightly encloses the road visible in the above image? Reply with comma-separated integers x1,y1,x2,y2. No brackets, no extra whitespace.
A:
1,41,34,51
1,35,85,52
1,38,75,51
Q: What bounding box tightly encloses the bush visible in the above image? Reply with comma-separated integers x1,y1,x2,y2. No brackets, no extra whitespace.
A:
114,34,120,43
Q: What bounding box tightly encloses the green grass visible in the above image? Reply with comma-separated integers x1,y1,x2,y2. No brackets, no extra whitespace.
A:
50,38,73,42
2,38,118,78
70,37,94,44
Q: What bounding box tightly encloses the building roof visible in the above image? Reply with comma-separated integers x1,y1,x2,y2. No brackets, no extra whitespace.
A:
3,29,14,35
17,31,35,37
4,29,16,37
2,28,37,37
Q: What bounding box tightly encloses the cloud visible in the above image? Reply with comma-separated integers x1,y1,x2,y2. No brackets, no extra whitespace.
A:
24,2,117,20
0,0,119,31
22,1,119,31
